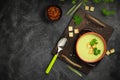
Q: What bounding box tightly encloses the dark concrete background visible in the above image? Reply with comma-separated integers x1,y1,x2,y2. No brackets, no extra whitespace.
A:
0,0,120,80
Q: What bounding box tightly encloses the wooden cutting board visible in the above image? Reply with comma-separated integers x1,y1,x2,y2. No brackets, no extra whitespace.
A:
52,9,114,75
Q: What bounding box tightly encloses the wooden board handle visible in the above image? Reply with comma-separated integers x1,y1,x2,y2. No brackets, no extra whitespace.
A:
85,14,106,28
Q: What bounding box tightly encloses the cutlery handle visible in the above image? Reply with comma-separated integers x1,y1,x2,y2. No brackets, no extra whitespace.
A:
45,54,58,74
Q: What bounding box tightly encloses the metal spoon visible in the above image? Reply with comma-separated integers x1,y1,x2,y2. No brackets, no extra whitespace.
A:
45,38,67,74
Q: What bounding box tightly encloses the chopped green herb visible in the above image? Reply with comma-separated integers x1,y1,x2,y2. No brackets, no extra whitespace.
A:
90,41,94,46
100,0,115,16
73,15,83,25
89,39,101,55
94,48,101,55
90,39,98,46
98,50,101,54
94,48,98,55
72,1,76,4
72,0,77,4
101,8,116,16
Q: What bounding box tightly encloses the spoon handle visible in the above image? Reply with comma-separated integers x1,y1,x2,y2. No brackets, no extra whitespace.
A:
45,54,58,74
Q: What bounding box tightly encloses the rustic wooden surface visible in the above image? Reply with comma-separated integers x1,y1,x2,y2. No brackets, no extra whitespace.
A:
52,9,114,74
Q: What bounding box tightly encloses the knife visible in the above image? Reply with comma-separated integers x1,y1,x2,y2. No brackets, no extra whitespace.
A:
45,38,67,74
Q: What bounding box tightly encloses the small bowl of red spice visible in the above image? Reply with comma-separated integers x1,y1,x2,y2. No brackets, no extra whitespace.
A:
46,5,62,22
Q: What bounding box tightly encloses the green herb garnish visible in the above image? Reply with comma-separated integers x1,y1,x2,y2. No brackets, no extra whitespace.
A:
90,39,98,46
89,39,101,56
102,0,116,16
72,0,77,4
73,14,83,25
94,48,101,55
101,8,116,16
91,0,116,16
